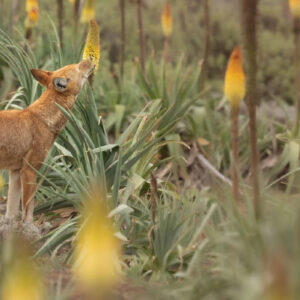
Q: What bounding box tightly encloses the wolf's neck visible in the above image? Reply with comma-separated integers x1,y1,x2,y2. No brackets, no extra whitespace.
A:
27,89,76,135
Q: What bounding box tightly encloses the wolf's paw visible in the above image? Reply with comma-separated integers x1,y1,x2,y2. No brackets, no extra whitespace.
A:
0,216,21,239
0,216,42,240
0,216,19,228
21,222,42,239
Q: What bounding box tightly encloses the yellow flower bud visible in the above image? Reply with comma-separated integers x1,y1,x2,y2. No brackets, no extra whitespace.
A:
290,0,300,18
25,0,39,30
81,0,96,23
26,0,38,12
161,3,173,37
224,46,246,108
83,19,100,73
25,7,39,29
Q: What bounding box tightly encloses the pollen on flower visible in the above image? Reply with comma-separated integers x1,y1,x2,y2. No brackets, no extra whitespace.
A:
81,0,96,23
290,0,300,18
161,3,173,37
224,46,246,108
83,19,100,73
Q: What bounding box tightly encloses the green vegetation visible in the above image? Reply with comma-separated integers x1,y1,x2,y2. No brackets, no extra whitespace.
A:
0,0,299,299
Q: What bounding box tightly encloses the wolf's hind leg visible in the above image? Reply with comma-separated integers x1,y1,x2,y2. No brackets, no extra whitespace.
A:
5,170,21,220
21,167,37,223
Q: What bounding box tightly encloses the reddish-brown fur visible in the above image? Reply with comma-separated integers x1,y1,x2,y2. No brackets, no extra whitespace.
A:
0,59,94,223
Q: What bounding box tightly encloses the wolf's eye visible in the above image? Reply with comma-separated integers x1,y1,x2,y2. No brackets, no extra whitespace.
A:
53,77,68,91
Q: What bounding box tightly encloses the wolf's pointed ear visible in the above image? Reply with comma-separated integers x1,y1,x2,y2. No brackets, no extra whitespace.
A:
30,69,53,87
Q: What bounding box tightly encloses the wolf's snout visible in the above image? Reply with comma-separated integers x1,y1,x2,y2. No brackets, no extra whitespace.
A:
79,59,94,70
79,59,95,79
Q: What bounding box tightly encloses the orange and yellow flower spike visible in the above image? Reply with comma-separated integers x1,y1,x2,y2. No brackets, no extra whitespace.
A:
224,46,246,108
81,0,96,23
161,3,173,37
73,192,121,291
83,19,100,73
290,0,300,18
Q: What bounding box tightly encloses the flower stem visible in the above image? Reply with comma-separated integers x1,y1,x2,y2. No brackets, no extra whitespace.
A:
198,0,210,92
292,18,300,137
25,28,32,42
57,0,64,49
163,37,169,63
120,0,126,78
231,106,240,204
137,0,145,72
72,0,80,47
241,0,261,219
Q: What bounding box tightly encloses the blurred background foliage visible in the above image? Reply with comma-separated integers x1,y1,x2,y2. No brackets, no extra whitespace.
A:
0,0,295,103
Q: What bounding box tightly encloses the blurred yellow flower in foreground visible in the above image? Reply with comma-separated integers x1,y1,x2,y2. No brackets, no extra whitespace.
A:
161,3,173,37
69,0,75,4
224,46,246,108
73,194,121,290
81,0,96,23
83,19,100,73
290,0,300,18
1,241,44,300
